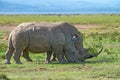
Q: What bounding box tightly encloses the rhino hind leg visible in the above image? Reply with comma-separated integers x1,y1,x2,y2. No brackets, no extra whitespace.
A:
5,47,14,64
13,49,22,64
45,51,52,64
23,50,32,62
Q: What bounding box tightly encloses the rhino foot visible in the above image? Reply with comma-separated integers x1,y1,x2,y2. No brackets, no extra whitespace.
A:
51,58,57,62
5,61,11,64
26,59,33,62
59,60,68,64
45,60,51,64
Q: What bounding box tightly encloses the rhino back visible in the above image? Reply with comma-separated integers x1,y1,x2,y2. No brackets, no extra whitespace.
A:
18,22,66,53
28,26,52,53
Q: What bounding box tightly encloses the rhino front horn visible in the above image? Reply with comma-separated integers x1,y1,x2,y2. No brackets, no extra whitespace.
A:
87,46,103,58
93,46,103,57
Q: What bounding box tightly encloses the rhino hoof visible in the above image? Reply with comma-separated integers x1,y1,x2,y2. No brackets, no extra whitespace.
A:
68,60,76,63
60,61,68,64
5,62,11,64
51,59,57,62
27,59,33,62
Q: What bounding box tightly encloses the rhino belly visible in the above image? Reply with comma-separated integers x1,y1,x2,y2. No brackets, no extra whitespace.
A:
28,45,51,53
28,31,51,53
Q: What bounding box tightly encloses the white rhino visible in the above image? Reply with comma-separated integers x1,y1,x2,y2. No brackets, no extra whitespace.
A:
13,22,103,64
5,22,80,64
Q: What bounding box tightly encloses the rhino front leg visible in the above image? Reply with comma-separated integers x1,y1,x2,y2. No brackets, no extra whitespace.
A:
53,46,67,64
23,50,32,62
13,49,22,64
46,52,57,63
65,50,77,63
51,53,57,62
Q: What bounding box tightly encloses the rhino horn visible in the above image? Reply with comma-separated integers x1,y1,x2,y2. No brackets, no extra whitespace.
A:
86,46,103,59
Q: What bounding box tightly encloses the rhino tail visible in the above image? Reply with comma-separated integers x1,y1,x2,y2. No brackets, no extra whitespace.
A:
8,33,14,49
5,33,14,64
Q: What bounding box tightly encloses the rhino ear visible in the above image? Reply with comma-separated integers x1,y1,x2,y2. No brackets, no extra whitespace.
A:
72,34,79,41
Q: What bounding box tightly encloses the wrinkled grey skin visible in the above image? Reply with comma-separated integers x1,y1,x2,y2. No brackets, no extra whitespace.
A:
22,22,103,63
5,22,80,64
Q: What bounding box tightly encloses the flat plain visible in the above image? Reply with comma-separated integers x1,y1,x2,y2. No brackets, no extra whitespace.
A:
0,14,120,80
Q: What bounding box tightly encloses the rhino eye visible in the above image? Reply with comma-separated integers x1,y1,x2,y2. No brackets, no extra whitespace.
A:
72,35,79,41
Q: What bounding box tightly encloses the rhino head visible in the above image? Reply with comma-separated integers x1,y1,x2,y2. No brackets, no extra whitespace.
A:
72,34,103,62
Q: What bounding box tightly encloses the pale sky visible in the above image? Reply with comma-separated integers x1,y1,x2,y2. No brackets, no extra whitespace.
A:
2,0,118,6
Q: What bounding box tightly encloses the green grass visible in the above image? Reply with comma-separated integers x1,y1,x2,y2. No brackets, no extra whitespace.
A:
0,32,120,80
0,14,120,26
0,60,120,80
0,14,120,80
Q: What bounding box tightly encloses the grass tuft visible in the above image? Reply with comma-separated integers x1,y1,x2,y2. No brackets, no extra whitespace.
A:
0,74,9,80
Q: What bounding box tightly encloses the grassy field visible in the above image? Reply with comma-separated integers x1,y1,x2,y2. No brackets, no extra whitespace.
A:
0,14,120,25
0,14,120,80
